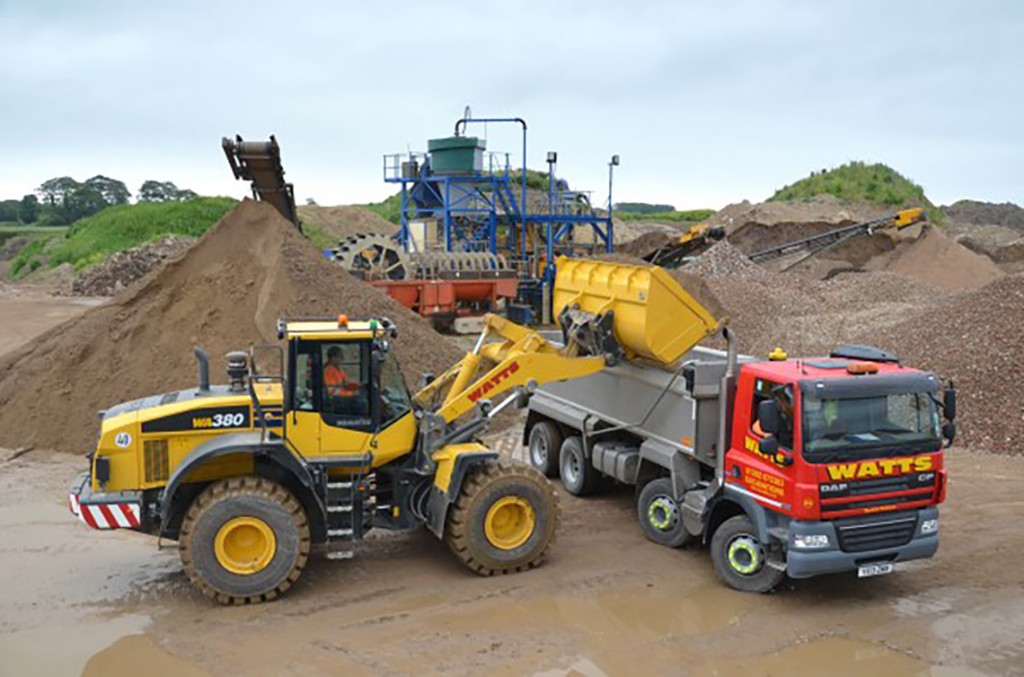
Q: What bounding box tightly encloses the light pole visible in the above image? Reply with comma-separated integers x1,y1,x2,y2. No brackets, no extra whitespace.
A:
607,154,620,252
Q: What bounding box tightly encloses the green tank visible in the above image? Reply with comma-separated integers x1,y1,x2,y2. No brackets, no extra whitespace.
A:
428,136,485,174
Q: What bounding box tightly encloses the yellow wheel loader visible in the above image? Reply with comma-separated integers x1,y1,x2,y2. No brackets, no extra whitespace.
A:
68,258,717,604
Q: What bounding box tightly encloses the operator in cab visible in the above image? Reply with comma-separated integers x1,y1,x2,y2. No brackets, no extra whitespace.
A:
324,346,358,398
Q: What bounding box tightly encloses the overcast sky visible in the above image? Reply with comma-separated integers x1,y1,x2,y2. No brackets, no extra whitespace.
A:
1,0,1021,209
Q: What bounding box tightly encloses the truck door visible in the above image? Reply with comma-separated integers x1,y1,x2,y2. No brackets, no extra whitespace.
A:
732,377,797,508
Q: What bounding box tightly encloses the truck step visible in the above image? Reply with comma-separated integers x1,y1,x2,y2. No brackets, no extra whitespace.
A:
327,528,354,539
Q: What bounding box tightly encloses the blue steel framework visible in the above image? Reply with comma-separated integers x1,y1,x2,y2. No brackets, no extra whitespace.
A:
382,116,616,285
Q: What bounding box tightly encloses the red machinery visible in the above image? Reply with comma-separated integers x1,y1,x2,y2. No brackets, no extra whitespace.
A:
332,234,518,331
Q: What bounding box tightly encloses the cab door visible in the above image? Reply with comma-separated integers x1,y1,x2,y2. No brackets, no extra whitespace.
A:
287,339,375,460
730,376,798,508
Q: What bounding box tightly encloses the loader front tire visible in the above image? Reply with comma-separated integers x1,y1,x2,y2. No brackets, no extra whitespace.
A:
179,477,310,605
444,460,559,575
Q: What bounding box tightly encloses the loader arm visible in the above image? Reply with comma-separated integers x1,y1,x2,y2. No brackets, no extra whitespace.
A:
413,313,605,425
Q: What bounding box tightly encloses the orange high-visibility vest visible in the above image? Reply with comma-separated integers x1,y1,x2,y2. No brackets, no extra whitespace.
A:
325,365,358,397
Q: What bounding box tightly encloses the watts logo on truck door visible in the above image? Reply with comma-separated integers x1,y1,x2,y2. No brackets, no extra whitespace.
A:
826,455,933,481
141,406,251,433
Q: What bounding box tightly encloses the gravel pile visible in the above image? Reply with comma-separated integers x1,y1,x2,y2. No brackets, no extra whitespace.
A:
71,236,195,296
943,200,1024,231
859,274,1024,454
685,241,768,279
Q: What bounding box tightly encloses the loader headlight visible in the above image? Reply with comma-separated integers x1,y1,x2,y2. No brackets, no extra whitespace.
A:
920,518,939,535
793,533,830,549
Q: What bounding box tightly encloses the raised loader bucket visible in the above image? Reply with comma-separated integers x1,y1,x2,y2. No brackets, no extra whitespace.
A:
553,256,723,365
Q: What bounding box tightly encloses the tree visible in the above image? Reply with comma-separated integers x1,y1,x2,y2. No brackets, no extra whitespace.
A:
84,175,130,206
37,176,80,208
18,195,39,224
138,180,197,202
0,200,20,222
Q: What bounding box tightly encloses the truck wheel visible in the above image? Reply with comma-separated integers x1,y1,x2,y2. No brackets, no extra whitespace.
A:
179,477,310,604
559,436,600,496
528,421,563,478
637,478,694,548
710,515,784,593
445,460,559,575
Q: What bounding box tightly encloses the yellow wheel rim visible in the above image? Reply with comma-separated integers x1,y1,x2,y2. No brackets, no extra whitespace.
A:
214,517,277,575
484,496,536,551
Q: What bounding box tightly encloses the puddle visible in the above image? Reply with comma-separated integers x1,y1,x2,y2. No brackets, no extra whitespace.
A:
83,634,211,677
0,613,149,676
437,583,747,640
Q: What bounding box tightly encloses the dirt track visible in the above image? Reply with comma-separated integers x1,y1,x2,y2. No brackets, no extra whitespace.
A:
2,446,1023,676
0,295,1022,676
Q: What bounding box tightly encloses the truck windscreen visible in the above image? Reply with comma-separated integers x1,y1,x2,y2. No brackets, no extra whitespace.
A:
802,392,941,463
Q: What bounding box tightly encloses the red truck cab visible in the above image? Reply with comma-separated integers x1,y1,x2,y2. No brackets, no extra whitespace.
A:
721,347,953,585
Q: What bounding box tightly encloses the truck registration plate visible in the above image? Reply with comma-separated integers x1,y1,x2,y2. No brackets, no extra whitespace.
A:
857,563,894,578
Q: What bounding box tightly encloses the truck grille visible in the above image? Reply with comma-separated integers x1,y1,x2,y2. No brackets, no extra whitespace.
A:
834,513,917,553
144,439,169,483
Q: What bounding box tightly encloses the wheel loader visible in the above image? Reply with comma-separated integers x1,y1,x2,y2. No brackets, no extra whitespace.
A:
68,258,712,604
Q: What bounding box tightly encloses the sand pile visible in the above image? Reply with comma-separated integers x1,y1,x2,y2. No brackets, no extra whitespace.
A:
0,200,463,454
858,274,1024,454
864,225,1002,291
296,205,398,240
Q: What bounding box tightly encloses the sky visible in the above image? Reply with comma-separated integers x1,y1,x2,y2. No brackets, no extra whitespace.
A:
1,0,1021,210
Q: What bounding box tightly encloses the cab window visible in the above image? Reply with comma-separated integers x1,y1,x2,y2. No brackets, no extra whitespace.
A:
751,378,794,450
293,340,373,431
379,355,412,427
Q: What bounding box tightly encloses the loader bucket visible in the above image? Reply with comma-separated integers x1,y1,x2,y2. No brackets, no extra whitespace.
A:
553,256,723,365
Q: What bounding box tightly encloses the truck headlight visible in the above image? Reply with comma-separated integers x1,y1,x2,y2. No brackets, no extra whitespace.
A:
920,518,939,535
793,534,830,549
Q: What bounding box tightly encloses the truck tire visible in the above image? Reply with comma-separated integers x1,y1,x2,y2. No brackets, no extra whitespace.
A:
559,436,600,496
179,477,310,605
445,459,559,575
637,478,694,548
710,514,784,593
528,421,563,478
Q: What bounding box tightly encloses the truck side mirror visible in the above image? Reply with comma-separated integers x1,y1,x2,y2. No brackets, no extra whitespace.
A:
942,421,956,447
758,400,780,436
758,436,779,457
943,388,957,421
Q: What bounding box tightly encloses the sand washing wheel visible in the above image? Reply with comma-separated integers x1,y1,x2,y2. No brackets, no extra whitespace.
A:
332,234,512,281
332,234,413,281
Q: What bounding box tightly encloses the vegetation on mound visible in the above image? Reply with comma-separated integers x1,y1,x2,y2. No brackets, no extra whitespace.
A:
10,197,236,277
616,208,715,223
770,162,941,223
364,193,404,225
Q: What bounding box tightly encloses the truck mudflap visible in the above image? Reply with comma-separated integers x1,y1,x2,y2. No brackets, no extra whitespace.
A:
786,507,939,579
68,472,143,531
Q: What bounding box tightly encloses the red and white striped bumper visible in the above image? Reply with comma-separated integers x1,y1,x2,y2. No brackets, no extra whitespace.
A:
68,473,142,530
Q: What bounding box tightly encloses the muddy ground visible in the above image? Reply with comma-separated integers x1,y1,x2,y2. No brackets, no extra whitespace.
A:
2,293,1023,676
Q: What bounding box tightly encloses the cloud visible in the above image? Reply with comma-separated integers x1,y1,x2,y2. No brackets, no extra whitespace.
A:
0,0,1021,207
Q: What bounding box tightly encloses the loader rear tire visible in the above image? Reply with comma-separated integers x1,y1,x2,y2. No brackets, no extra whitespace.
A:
444,460,559,576
179,477,310,605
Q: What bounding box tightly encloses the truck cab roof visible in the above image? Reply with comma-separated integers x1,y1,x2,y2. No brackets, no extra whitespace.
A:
747,356,940,396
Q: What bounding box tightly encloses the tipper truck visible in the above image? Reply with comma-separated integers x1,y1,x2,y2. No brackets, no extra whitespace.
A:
526,257,957,592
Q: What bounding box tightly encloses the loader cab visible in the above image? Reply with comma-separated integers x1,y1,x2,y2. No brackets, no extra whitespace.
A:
281,318,414,461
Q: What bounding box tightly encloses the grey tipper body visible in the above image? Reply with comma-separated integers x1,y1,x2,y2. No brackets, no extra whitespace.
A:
529,346,754,485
